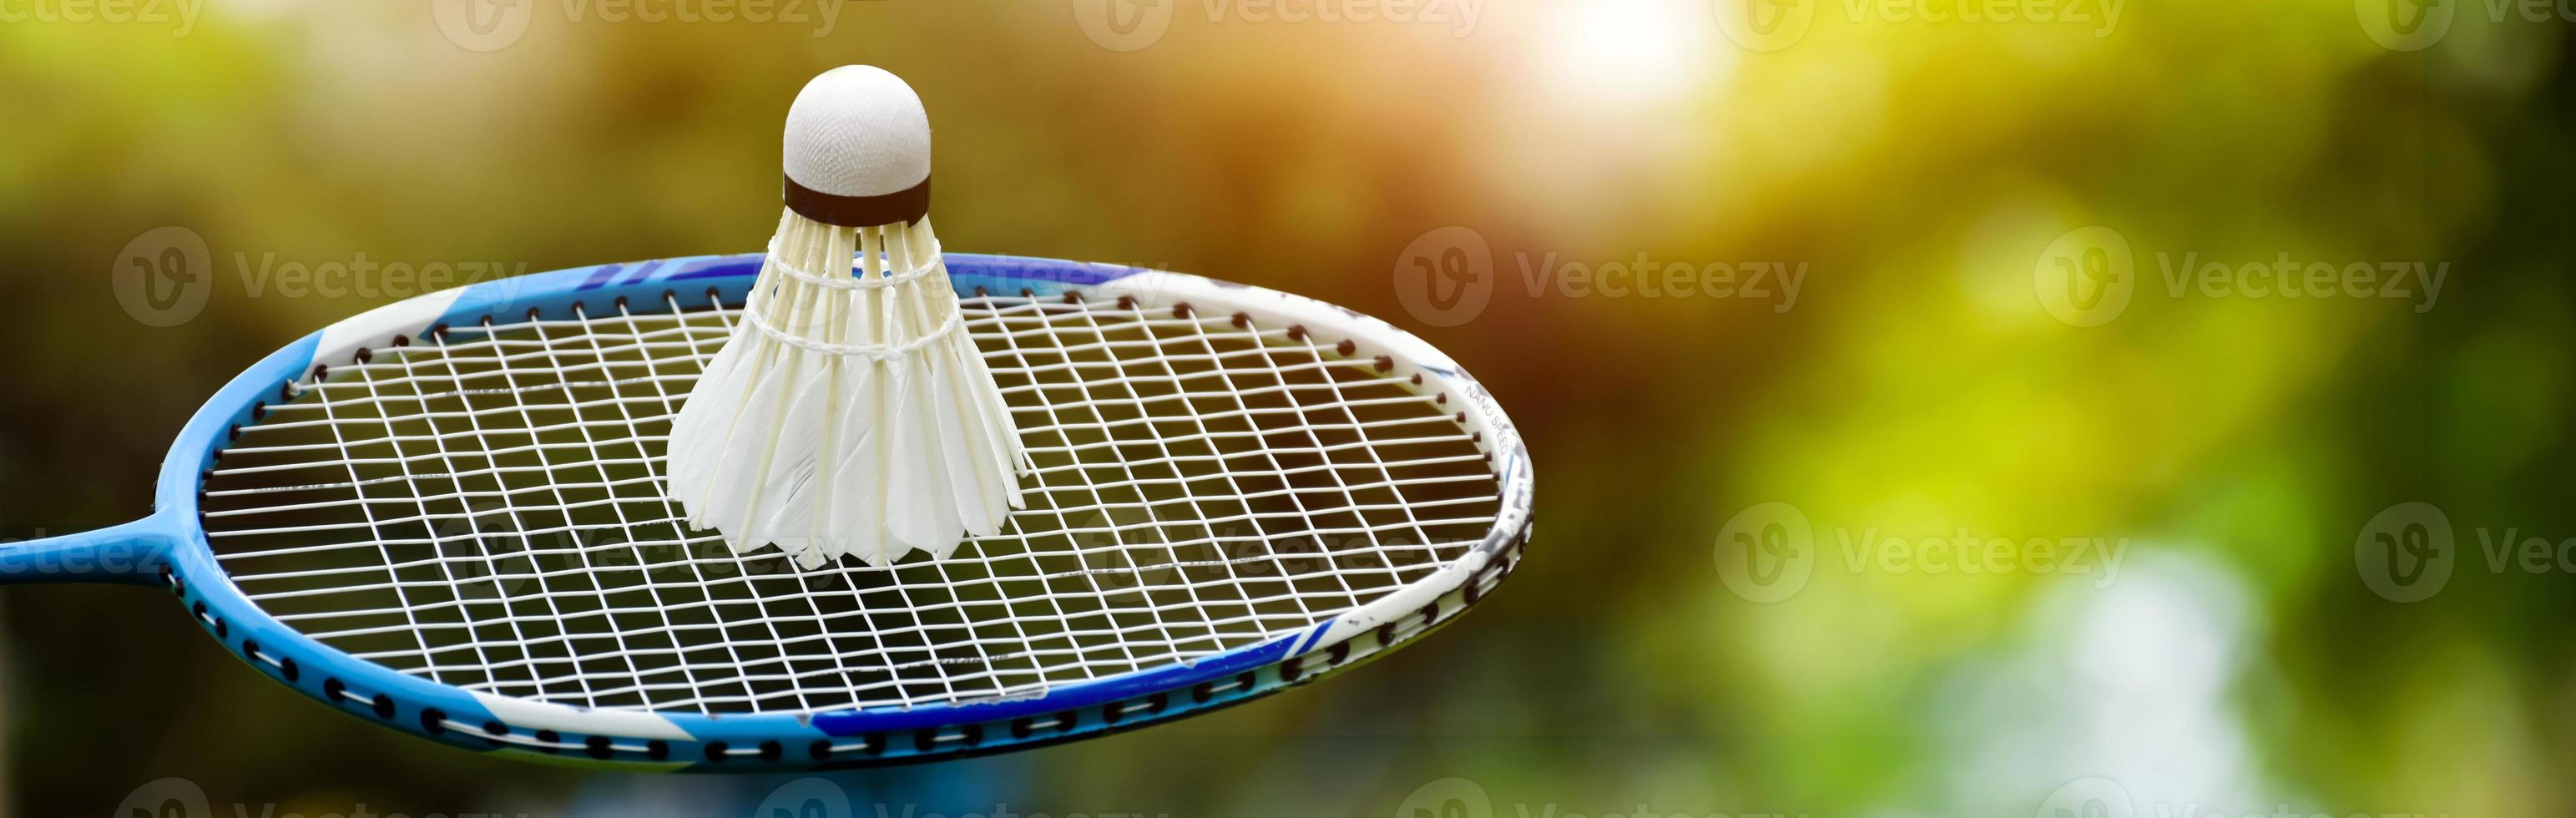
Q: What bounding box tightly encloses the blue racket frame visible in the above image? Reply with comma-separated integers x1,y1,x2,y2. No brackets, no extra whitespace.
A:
2,253,1534,770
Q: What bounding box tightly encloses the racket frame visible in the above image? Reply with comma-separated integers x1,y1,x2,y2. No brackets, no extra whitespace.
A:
12,253,1533,770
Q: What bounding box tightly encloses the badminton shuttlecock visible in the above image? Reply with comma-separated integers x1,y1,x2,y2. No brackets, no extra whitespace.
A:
665,65,1028,568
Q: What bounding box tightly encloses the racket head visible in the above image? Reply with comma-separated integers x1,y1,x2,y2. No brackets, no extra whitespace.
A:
136,253,1532,770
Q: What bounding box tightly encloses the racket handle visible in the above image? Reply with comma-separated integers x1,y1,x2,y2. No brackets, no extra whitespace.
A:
0,516,175,586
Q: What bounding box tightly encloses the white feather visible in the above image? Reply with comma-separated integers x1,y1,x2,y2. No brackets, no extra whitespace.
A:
666,209,1026,568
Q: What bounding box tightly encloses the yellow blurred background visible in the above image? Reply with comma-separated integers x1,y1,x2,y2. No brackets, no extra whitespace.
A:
2,0,2568,815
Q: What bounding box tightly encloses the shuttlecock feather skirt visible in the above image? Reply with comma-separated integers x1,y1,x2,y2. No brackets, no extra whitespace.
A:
665,210,1029,568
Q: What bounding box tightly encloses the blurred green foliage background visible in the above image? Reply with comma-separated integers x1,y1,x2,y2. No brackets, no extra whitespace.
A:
3,0,2572,815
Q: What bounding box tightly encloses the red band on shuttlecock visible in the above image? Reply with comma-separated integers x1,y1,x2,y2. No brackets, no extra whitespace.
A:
784,174,931,227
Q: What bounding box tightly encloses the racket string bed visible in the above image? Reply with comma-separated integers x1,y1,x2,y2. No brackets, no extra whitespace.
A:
198,290,1505,715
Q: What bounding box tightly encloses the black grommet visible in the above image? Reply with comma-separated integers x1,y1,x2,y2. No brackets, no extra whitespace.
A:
429,322,450,339
585,735,613,759
1336,339,1356,356
250,401,266,420
1236,671,1257,690
659,288,677,302
1466,578,1484,603
213,619,227,639
1329,642,1351,664
614,295,629,310
526,306,542,321
809,740,832,760
534,730,561,753
225,425,240,442
1192,682,1214,704
1011,718,1034,739
279,381,295,401
311,364,329,379
1115,295,1135,310
354,347,371,363
371,694,394,719
1062,291,1081,305
279,657,299,682
973,285,989,296
1019,287,1035,297
1375,356,1394,372
1282,659,1304,681
1103,701,1124,724
647,740,669,760
1437,393,1449,404
757,740,782,761
191,600,206,619
392,335,409,347
1147,693,1168,714
960,725,983,746
322,678,345,702
169,574,184,596
482,721,508,746
1288,325,1308,341
704,741,729,762
158,563,174,589
705,286,722,300
1456,412,1468,423
241,639,260,659
913,730,937,752
1411,373,1423,385
1231,312,1250,328
1376,624,1397,645
1421,603,1439,623
1055,710,1078,733
421,708,447,734
863,733,886,755
1173,302,1193,318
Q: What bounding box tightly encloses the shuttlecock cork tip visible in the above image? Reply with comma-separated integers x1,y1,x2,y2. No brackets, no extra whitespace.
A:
782,65,931,227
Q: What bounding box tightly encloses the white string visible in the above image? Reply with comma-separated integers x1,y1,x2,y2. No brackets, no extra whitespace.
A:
200,291,1504,714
